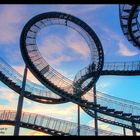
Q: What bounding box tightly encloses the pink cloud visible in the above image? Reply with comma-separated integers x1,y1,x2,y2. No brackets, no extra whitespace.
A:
13,65,41,84
54,5,107,16
38,28,90,68
38,35,74,67
65,30,90,59
27,130,47,136
118,42,138,56
0,87,19,110
0,5,27,44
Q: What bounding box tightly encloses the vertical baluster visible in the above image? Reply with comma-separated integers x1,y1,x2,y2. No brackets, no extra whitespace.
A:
47,117,51,129
51,118,56,130
54,120,59,131
68,122,73,135
132,121,136,136
27,114,31,124
123,127,126,136
58,120,63,131
21,112,25,122
39,116,44,127
63,121,68,133
33,115,38,125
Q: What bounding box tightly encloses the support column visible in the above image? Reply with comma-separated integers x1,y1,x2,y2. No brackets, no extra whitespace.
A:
94,84,98,136
14,66,28,136
132,121,136,136
78,105,80,136
123,127,126,136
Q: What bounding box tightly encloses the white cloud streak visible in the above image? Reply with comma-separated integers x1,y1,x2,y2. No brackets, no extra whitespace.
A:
52,4,107,16
101,26,139,57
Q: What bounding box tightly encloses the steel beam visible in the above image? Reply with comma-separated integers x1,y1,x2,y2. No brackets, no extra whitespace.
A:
94,84,98,136
78,105,80,136
14,66,28,136
132,122,136,136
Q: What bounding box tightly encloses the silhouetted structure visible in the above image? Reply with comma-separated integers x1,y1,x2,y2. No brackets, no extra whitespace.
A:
0,4,140,136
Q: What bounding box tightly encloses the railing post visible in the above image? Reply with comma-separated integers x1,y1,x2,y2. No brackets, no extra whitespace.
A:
27,114,31,124
14,66,28,136
132,62,134,71
124,62,126,71
78,105,80,136
33,115,38,125
132,121,136,136
93,84,98,136
123,127,126,136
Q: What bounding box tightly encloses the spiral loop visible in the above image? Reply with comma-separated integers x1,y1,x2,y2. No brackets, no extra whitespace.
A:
20,12,104,98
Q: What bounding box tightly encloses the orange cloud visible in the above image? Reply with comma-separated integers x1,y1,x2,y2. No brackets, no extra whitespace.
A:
118,42,138,56
65,29,90,59
27,130,48,136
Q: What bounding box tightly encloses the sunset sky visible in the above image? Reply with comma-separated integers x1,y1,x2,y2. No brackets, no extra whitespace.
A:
0,4,140,135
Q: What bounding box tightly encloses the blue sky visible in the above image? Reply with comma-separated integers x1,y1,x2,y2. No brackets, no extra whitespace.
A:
0,4,140,135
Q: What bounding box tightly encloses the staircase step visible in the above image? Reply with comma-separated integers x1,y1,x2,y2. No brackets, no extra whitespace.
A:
26,91,31,96
3,76,9,80
122,25,128,28
0,74,5,79
133,29,139,33
122,16,128,20
132,115,140,119
6,79,12,84
114,111,123,114
16,85,21,90
96,104,100,107
10,82,16,86
123,9,131,13
131,22,137,26
99,106,108,110
123,113,132,117
136,36,140,39
107,109,115,113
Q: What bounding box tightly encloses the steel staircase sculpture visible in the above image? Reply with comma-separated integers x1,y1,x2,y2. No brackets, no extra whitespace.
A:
19,11,140,124
0,5,140,135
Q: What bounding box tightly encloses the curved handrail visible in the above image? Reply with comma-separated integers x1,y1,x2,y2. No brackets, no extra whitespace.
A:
0,110,121,136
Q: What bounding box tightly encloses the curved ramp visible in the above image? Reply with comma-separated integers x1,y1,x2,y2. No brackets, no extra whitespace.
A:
0,110,121,136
